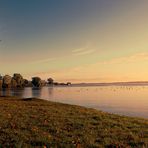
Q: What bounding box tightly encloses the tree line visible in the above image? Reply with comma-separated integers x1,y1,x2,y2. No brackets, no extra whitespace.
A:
0,73,71,89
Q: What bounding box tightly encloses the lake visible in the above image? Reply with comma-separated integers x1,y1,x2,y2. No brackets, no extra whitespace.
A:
0,85,148,118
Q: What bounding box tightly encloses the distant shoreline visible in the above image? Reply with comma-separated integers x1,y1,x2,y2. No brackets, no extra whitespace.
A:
73,81,148,86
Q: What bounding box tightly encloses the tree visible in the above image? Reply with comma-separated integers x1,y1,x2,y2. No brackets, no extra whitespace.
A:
0,75,2,89
23,79,29,87
47,78,54,85
32,77,42,87
12,73,24,88
67,82,72,86
2,75,12,88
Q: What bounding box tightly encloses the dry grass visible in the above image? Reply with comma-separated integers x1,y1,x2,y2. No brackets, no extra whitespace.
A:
0,96,147,147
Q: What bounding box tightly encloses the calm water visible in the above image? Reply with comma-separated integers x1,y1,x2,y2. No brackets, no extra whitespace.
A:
0,86,148,118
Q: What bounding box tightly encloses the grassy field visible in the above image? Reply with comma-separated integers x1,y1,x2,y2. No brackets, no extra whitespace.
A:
0,96,147,147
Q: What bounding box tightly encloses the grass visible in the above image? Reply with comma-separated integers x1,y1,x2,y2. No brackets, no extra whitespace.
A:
0,96,147,147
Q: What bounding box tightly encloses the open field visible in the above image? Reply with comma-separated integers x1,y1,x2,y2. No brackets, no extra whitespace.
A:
0,96,147,147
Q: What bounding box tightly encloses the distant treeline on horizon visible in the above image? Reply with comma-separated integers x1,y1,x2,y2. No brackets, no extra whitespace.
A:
0,73,71,89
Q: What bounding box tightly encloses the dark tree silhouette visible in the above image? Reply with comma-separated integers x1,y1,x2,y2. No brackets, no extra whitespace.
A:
23,79,29,87
32,77,42,87
67,82,72,86
47,78,54,85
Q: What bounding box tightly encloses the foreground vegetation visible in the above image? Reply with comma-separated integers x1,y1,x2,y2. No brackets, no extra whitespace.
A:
0,97,147,147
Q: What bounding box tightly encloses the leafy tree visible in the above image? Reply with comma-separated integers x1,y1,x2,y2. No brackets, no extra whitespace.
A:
47,78,54,85
32,77,41,87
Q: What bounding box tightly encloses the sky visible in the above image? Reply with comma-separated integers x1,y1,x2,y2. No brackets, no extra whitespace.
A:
0,0,148,83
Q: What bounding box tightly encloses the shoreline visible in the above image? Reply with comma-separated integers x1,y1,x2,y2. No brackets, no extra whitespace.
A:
0,96,147,147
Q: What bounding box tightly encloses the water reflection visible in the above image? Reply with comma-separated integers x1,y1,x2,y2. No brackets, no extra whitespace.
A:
12,88,25,98
48,87,53,96
0,86,148,118
32,87,42,98
0,89,11,96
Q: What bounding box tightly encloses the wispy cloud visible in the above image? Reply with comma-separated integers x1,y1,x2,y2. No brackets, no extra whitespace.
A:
30,57,56,64
72,47,88,53
28,52,148,83
101,52,148,65
72,44,95,56
73,49,96,56
30,45,96,64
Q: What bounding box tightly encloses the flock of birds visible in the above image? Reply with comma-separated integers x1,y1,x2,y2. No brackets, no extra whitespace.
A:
54,85,148,93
